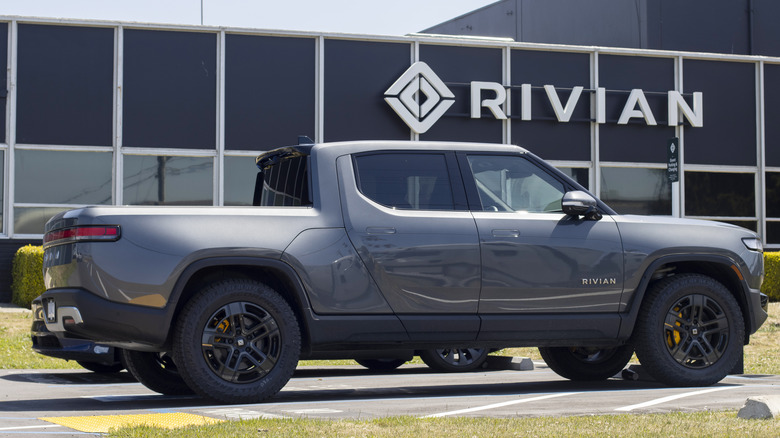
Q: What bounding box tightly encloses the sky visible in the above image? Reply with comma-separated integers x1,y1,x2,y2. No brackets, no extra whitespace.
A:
2,0,498,36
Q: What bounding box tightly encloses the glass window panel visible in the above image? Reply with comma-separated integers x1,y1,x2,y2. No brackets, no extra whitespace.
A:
0,151,3,233
766,172,780,218
684,171,755,217
123,155,213,205
224,156,261,206
600,167,671,215
467,155,565,213
766,221,780,244
354,154,454,210
715,219,757,232
0,22,7,144
14,206,72,235
15,149,112,204
556,167,589,189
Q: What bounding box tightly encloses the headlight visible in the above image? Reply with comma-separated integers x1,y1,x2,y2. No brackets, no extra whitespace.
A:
742,237,763,252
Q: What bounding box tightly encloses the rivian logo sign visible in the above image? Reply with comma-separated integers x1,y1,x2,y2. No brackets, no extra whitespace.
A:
386,62,704,134
384,62,455,134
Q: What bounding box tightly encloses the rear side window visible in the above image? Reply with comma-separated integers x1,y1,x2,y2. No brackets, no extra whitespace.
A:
354,153,455,210
257,155,311,206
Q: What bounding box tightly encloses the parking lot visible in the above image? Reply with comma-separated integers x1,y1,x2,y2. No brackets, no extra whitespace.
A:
1,362,778,436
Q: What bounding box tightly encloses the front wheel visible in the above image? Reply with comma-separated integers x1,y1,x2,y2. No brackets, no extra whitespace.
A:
632,274,744,386
539,345,634,381
121,350,193,395
173,279,301,404
419,347,489,372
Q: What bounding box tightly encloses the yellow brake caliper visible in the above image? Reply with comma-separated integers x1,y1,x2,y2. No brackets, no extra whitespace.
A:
666,306,683,348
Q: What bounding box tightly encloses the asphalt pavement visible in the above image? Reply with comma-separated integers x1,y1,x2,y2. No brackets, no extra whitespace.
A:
1,363,778,436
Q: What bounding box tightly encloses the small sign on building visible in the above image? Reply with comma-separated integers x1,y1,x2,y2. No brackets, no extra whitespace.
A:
667,138,679,182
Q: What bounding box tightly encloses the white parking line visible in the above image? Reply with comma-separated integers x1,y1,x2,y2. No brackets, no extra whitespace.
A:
615,386,736,412
0,425,62,431
422,392,582,418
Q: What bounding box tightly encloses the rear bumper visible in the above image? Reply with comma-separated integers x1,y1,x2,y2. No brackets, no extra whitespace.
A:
40,288,172,349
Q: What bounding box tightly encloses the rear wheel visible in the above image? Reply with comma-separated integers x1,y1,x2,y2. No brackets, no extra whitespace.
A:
633,274,744,386
173,279,301,404
121,350,193,395
419,347,489,372
539,345,634,381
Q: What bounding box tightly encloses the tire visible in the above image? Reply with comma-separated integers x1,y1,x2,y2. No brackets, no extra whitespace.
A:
121,350,194,395
539,345,634,381
355,358,407,370
173,279,301,404
76,360,124,374
632,274,744,387
419,347,489,372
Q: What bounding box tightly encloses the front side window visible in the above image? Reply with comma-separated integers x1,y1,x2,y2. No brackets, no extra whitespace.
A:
353,153,454,210
467,155,565,212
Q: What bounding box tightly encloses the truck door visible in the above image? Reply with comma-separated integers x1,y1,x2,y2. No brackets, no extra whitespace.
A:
338,151,481,340
459,153,625,341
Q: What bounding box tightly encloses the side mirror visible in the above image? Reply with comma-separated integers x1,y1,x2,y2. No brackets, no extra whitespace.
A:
562,191,602,220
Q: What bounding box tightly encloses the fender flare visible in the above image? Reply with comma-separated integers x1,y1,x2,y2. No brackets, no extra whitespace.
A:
618,253,751,339
160,256,313,348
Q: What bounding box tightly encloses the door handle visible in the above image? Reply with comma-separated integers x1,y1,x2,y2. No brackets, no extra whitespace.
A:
367,227,397,234
492,229,520,238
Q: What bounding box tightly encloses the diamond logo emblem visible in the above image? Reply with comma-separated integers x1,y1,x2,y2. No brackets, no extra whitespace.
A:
384,62,455,134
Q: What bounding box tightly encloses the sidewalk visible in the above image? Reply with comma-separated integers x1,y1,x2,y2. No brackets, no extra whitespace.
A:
0,302,31,313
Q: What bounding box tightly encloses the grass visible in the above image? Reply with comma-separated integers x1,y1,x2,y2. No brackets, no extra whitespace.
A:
110,411,779,437
0,310,82,369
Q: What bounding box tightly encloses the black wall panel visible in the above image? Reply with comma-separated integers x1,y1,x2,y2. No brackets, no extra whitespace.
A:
419,44,503,143
225,35,315,151
511,50,590,161
683,60,756,166
324,39,411,142
123,29,216,149
16,24,113,146
599,55,675,163
656,0,749,55
753,0,780,57
764,64,780,167
0,22,6,144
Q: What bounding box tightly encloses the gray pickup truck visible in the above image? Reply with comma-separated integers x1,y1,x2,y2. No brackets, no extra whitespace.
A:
40,140,768,403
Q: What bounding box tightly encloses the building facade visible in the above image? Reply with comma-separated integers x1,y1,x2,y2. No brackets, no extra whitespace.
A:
1,16,778,301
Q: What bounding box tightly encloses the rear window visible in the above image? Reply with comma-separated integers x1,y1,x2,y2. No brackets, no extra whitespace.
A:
256,155,311,206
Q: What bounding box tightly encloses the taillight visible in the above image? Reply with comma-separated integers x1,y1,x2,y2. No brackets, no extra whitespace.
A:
43,225,120,248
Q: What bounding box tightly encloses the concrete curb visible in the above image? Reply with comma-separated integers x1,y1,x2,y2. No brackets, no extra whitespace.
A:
738,396,780,419
485,355,534,371
0,303,31,313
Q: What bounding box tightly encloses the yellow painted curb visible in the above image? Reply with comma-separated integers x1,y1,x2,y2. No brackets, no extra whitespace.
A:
40,412,223,433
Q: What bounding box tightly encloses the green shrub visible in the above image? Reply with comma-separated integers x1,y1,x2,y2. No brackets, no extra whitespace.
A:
10,245,45,309
762,252,780,302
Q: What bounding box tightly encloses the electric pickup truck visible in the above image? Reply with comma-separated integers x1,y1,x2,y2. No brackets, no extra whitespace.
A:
39,140,769,403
